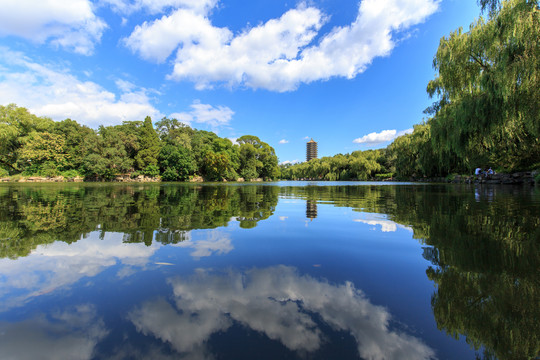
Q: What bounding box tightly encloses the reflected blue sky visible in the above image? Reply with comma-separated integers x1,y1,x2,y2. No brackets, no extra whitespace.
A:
2,183,535,359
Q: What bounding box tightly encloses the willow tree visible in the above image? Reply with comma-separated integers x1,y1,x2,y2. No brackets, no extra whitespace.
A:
427,0,539,171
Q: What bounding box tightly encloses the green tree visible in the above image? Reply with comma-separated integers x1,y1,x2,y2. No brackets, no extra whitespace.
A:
53,118,94,173
17,131,67,175
0,104,54,173
159,144,195,181
427,0,540,172
135,116,161,171
155,117,193,149
83,126,133,179
237,135,278,180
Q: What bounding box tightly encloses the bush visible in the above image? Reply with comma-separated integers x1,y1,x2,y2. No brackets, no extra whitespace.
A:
39,162,59,177
0,168,9,178
162,167,179,181
375,173,394,180
144,164,160,178
61,169,81,179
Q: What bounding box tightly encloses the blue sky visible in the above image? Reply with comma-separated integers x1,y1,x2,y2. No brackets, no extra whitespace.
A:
0,0,481,164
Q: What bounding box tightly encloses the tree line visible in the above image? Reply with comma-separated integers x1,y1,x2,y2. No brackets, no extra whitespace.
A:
282,0,539,180
0,105,279,181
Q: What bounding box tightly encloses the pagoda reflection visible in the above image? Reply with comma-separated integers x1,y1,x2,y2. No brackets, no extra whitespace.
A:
306,200,317,220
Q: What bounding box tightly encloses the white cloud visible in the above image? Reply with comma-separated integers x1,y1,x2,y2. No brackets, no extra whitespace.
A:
170,100,233,129
103,0,218,15
353,129,397,145
279,139,289,144
0,0,106,55
124,0,439,91
0,48,162,128
280,159,300,165
353,127,415,145
128,266,435,359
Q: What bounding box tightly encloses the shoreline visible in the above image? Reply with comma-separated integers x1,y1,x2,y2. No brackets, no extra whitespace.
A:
0,171,538,185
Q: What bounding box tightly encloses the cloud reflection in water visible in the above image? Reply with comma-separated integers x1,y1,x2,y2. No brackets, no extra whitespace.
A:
129,266,435,360
0,304,107,360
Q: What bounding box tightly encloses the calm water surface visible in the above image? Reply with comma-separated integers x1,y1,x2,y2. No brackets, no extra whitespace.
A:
0,182,538,359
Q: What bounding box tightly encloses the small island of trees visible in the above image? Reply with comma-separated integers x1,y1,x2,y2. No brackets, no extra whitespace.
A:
0,105,279,182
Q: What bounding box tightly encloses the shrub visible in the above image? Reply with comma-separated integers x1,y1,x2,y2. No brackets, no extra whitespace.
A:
162,167,179,181
144,164,160,178
61,169,81,179
375,173,394,180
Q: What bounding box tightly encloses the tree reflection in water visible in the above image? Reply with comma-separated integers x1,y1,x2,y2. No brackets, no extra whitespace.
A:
284,184,540,360
0,183,538,359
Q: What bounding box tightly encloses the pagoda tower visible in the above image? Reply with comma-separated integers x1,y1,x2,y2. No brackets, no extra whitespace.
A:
306,139,318,161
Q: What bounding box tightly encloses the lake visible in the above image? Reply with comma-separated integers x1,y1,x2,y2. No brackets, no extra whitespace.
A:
0,182,538,359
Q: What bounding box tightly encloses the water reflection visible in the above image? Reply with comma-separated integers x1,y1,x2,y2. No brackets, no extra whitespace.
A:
0,183,538,359
173,230,233,258
306,199,317,219
0,232,161,312
284,184,540,359
129,266,435,360
353,214,412,233
0,184,278,258
0,229,234,312
0,304,107,360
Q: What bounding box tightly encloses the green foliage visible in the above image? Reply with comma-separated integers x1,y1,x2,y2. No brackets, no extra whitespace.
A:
17,131,67,174
144,164,160,177
53,119,94,171
427,0,540,173
374,173,394,179
161,167,180,181
237,135,278,180
159,144,195,181
61,169,81,179
280,149,390,181
39,161,60,177
0,104,54,173
82,126,133,179
0,168,9,177
0,105,276,183
135,116,161,170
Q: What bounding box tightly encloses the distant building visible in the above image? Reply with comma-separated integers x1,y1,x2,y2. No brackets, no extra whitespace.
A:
306,139,318,162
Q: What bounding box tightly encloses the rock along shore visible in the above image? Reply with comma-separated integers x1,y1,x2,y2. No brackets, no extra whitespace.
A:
0,175,267,183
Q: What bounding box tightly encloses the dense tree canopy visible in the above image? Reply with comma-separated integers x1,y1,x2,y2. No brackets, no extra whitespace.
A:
425,0,539,174
0,105,279,181
280,149,390,181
